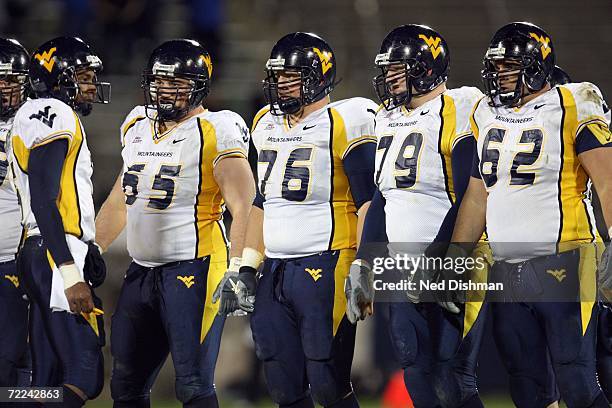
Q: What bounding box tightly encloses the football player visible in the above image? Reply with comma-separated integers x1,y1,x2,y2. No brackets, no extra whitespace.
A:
8,36,110,406
346,25,488,407
214,32,377,407
95,39,255,408
0,38,29,388
450,22,611,407
551,65,612,402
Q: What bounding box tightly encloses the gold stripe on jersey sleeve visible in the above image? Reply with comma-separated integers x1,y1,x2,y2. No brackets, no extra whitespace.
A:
469,96,486,140
341,135,377,160
328,108,357,251
332,248,355,336
212,148,248,167
31,130,74,149
201,220,229,343
251,106,270,133
557,87,599,246
575,116,608,135
451,131,473,152
438,94,456,203
195,118,225,258
57,114,84,239
583,123,612,146
11,135,30,173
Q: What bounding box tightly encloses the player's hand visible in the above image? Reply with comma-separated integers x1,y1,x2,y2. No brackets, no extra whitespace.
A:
433,243,468,314
212,266,257,315
598,242,612,302
345,259,374,324
84,241,106,288
65,282,94,315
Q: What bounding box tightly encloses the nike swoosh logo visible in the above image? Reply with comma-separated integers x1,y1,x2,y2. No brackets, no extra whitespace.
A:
367,108,376,116
420,110,429,115
172,138,186,144
534,104,545,110
303,124,316,131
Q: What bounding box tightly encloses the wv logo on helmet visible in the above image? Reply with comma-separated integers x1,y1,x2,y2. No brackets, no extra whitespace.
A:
200,54,213,77
29,106,56,128
34,47,57,73
312,48,333,74
529,33,552,60
418,35,443,59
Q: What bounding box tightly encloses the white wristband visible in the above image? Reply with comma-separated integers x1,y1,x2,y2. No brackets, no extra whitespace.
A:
229,257,241,272
608,226,612,240
352,259,371,269
241,247,264,269
94,242,105,255
58,263,84,290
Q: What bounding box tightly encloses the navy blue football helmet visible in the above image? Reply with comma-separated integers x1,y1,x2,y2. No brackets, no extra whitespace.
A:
0,38,29,119
263,32,337,115
29,37,110,116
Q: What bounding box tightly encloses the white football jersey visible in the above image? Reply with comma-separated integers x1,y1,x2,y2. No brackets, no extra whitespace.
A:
472,82,610,261
252,97,378,258
376,87,483,250
120,106,249,267
0,117,21,261
9,98,95,248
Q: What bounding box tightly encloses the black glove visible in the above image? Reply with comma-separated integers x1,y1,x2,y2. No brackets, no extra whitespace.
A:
213,266,258,315
84,242,106,288
433,243,468,314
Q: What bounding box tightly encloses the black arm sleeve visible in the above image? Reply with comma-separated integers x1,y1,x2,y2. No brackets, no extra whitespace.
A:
471,143,482,179
356,188,388,260
29,139,74,265
343,142,376,210
433,136,475,244
253,186,265,209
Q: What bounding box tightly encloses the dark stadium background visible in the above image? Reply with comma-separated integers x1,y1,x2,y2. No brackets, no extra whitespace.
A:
4,0,610,405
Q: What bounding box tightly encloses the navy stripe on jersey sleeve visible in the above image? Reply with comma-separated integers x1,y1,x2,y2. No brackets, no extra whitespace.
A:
576,124,612,154
343,142,376,210
471,146,482,179
253,187,265,209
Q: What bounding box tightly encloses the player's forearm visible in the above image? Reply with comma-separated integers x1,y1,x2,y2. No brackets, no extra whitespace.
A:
227,203,251,258
595,184,612,233
451,178,487,244
95,204,126,253
94,174,126,252
243,205,265,254
356,201,371,251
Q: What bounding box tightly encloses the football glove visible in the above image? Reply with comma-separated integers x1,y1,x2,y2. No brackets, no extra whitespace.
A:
345,259,374,324
433,243,468,314
598,242,612,302
212,266,257,315
84,241,106,288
